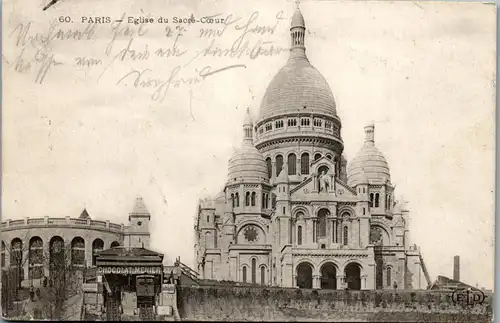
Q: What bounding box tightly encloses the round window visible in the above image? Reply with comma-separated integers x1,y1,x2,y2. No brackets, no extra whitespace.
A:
244,226,258,242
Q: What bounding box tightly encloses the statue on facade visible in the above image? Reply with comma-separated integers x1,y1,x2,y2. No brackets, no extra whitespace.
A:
319,170,331,192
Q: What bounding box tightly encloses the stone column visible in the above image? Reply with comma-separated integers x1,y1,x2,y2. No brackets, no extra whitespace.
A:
313,275,320,289
361,275,367,290
85,239,93,268
336,275,345,290
337,221,342,245
313,220,317,243
43,242,50,278
292,274,297,288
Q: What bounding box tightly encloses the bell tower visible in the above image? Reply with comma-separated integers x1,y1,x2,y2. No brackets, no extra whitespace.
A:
125,197,151,249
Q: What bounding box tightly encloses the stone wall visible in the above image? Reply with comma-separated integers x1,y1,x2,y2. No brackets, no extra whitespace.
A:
177,285,493,322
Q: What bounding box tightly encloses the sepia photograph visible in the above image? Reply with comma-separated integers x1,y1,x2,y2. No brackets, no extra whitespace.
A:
1,0,496,321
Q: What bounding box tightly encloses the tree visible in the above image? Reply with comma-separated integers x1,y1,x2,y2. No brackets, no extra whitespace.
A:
40,240,83,320
2,232,32,290
1,234,84,320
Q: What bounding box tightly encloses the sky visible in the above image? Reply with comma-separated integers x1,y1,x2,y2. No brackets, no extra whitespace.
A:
2,0,496,290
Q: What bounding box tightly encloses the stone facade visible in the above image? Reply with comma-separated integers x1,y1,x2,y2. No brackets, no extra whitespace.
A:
194,6,429,291
0,197,151,282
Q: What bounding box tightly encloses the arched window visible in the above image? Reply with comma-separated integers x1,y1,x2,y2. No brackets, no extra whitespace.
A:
231,194,235,208
276,155,283,176
242,266,247,283
71,237,85,267
261,266,266,285
92,239,104,266
271,194,277,208
266,157,272,178
1,241,5,268
314,153,321,161
375,193,380,207
388,195,392,209
261,193,265,208
265,194,269,209
387,267,392,286
288,153,297,175
235,193,240,207
297,226,303,245
245,192,250,206
251,258,257,283
343,226,348,245
326,155,332,160
317,209,329,238
369,193,374,207
289,220,293,244
214,233,218,249
29,237,43,279
251,192,256,206
301,153,310,175
110,241,120,248
11,238,23,268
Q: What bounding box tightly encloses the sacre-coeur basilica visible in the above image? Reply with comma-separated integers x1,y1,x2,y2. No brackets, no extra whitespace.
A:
194,6,430,291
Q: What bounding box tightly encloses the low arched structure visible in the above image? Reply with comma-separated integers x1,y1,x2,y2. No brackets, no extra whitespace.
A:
319,262,338,289
296,261,314,289
344,262,362,290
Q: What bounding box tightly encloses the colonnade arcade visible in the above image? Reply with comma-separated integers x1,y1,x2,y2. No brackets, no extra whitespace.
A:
295,261,366,290
2,236,121,281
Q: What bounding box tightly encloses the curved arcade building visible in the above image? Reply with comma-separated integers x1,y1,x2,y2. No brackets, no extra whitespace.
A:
1,197,152,283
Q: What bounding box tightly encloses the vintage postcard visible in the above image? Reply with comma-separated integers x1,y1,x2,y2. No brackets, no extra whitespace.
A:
1,0,495,321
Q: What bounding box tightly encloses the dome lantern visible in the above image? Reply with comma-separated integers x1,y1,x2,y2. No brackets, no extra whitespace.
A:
290,0,306,59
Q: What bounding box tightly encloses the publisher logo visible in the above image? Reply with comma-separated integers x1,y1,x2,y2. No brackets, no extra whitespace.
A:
451,288,485,306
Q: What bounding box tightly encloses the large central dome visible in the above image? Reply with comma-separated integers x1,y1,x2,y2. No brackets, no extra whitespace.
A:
259,59,337,120
258,9,337,120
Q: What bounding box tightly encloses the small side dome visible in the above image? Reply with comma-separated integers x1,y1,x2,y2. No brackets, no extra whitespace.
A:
227,108,269,182
347,124,391,186
227,144,268,181
215,191,225,203
358,168,369,185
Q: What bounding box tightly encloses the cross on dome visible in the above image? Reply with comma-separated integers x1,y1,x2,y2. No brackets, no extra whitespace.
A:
295,0,300,9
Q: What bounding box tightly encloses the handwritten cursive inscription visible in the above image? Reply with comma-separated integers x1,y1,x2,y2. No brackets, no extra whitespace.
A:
117,64,246,102
6,10,288,99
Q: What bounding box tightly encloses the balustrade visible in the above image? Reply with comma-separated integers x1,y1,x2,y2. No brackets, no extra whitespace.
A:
1,217,124,232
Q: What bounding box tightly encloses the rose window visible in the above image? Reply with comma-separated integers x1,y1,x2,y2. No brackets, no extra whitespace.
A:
244,226,258,243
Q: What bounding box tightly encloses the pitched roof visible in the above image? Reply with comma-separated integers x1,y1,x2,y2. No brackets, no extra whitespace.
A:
79,209,90,219
97,246,163,258
131,197,150,215
429,275,475,290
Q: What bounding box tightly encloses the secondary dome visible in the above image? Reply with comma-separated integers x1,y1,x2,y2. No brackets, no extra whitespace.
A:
259,8,337,120
227,109,269,182
347,124,391,186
